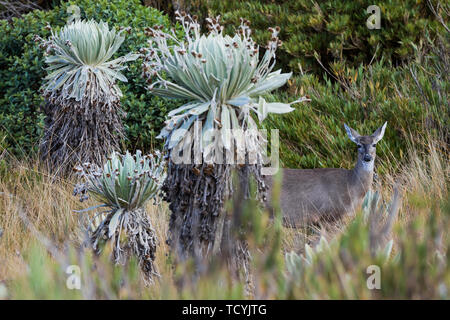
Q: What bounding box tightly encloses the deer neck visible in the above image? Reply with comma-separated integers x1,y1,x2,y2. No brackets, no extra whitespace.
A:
351,158,374,196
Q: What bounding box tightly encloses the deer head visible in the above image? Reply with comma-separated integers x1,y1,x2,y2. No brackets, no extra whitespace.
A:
344,122,387,171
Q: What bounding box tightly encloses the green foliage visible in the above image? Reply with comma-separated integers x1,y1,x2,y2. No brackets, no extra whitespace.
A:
0,0,179,157
8,242,150,299
201,0,446,74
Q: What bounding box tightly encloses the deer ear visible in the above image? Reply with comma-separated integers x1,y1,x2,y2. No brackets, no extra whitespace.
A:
372,122,387,143
344,124,360,144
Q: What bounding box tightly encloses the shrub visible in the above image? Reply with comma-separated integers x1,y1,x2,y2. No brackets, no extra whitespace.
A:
0,0,179,157
199,0,446,74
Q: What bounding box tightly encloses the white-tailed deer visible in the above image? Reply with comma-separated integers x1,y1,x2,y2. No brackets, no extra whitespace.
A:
264,122,387,227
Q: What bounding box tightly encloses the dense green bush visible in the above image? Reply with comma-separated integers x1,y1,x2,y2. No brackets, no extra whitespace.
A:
0,0,179,157
200,0,445,74
1,0,448,172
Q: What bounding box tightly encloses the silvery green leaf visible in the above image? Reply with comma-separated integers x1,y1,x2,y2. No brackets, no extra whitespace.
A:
156,127,171,139
119,151,133,191
152,81,205,100
285,251,302,275
227,96,252,107
317,236,329,252
168,115,197,150
48,71,72,91
108,208,123,238
202,95,217,150
97,66,128,83
93,69,109,93
44,65,72,81
208,73,221,88
189,101,211,116
247,71,292,96
286,251,304,275
105,52,140,66
257,97,268,122
168,102,200,117
265,102,295,114
304,243,314,264
221,105,231,150
230,108,245,152
202,128,214,150
382,239,394,262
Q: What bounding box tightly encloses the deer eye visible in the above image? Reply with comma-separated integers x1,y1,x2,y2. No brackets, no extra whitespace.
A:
372,144,376,147
357,144,363,149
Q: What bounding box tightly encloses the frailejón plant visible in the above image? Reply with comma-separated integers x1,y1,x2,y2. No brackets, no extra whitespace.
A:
35,19,138,174
73,150,165,281
142,12,308,261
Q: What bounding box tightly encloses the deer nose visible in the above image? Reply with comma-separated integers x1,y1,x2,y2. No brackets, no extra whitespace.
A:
363,154,373,162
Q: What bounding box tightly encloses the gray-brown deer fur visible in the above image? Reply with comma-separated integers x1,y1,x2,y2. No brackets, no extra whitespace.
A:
264,122,387,227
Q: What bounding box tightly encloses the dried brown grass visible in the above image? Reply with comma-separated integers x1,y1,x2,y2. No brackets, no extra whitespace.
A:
0,135,448,290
